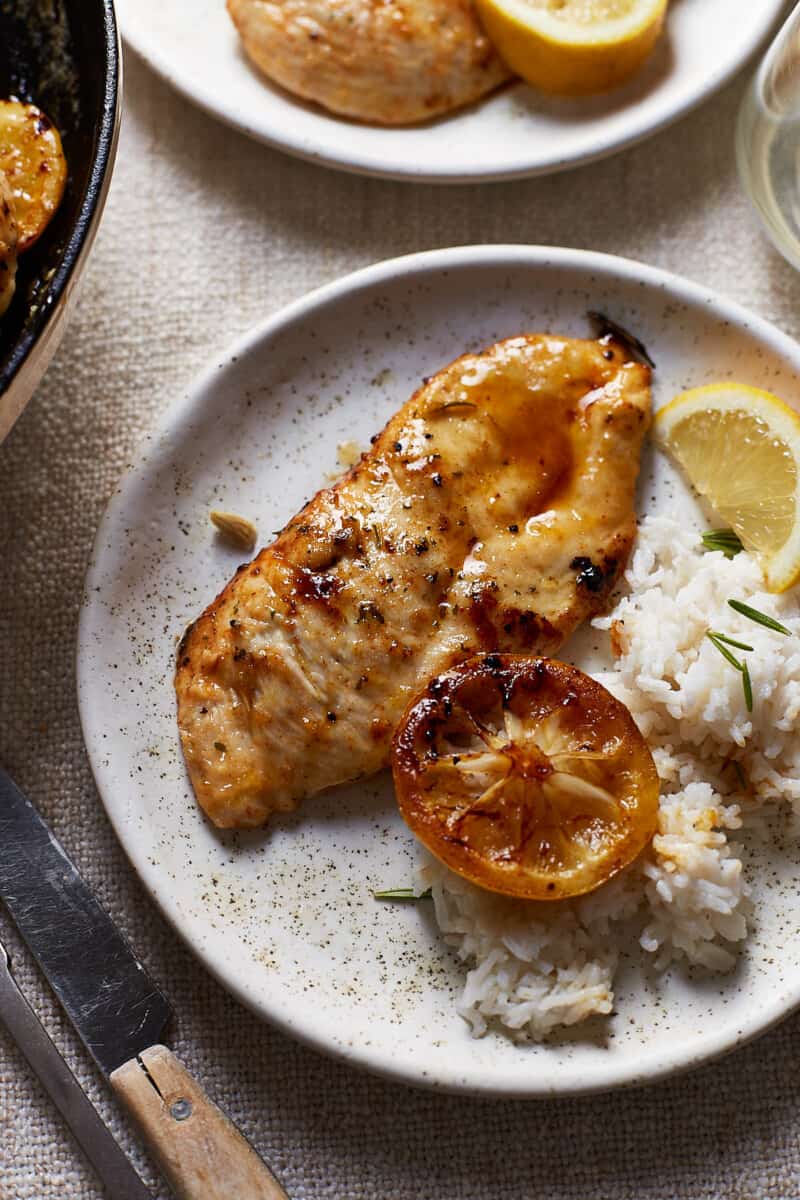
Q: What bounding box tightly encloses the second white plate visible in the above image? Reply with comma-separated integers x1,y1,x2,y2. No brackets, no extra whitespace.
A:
118,0,784,182
79,246,800,1096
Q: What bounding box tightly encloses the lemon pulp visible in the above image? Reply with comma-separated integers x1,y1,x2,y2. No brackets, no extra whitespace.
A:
530,0,644,23
474,0,667,95
668,410,796,553
655,383,800,592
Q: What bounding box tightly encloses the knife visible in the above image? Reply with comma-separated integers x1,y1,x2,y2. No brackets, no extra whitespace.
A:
0,938,153,1197
0,766,289,1200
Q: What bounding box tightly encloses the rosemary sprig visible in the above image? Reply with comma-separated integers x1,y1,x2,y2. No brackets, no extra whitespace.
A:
706,632,754,712
706,632,745,671
433,400,477,414
723,758,748,791
707,631,754,652
727,599,791,636
373,887,432,902
701,529,744,559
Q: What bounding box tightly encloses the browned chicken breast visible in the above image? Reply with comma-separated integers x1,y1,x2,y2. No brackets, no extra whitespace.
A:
176,334,652,828
227,0,512,124
0,173,17,318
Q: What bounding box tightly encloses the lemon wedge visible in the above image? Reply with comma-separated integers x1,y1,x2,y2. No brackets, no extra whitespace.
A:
473,0,668,96
654,383,800,592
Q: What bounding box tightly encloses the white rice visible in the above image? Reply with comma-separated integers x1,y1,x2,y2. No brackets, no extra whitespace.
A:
418,515,800,1041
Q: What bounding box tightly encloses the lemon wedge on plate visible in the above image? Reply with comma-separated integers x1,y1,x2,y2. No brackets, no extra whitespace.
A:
655,383,800,592
474,0,668,96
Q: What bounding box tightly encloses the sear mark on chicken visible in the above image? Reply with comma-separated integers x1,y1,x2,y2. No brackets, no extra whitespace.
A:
175,333,652,828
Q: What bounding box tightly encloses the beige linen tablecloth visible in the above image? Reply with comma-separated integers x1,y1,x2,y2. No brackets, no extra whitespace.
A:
3,48,800,1200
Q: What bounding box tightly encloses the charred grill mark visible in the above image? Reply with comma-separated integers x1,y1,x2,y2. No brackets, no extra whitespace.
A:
467,583,559,653
587,311,656,370
286,563,344,615
467,581,499,648
499,608,558,648
357,600,385,624
370,718,390,741
571,555,618,595
177,620,198,664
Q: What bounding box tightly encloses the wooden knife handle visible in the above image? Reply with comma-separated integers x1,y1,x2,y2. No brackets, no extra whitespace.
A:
110,1045,288,1200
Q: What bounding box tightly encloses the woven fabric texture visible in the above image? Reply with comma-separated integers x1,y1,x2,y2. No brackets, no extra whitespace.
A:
3,47,800,1200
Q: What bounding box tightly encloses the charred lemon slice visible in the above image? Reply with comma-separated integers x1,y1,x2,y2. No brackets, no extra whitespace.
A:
392,654,659,900
0,101,67,252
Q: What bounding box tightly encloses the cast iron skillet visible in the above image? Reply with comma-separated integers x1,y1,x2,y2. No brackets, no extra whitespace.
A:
0,0,120,441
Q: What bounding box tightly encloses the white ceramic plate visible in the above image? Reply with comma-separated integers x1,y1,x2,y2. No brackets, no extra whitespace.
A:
78,246,800,1096
117,0,785,183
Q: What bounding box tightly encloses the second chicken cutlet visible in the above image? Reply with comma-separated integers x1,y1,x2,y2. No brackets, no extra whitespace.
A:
227,0,510,125
176,333,651,828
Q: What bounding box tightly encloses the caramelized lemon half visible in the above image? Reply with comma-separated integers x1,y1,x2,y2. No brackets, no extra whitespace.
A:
392,655,659,901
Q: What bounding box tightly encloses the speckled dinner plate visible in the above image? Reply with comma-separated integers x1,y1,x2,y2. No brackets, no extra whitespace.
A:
116,0,785,183
78,246,800,1096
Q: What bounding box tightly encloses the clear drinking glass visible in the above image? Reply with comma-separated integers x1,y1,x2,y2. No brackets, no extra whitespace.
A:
737,4,800,271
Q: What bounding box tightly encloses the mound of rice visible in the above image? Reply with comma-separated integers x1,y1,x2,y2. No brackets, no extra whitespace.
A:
417,515,800,1041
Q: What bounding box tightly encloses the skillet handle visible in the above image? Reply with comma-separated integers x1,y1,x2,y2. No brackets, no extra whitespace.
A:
110,1044,288,1200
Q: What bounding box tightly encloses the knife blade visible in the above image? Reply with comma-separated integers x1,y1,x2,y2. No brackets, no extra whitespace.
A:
0,769,171,1078
0,939,153,1198
0,767,289,1200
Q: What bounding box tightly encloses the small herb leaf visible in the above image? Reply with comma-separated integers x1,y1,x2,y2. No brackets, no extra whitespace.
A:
706,632,744,672
723,758,749,791
708,631,754,652
432,401,477,415
742,659,754,712
373,887,432,902
701,529,744,559
727,599,791,636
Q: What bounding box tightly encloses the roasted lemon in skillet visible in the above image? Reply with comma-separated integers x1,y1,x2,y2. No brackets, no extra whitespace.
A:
392,654,659,901
0,100,67,251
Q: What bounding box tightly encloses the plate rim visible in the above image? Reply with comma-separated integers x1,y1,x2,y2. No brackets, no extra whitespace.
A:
78,244,800,1096
118,2,786,183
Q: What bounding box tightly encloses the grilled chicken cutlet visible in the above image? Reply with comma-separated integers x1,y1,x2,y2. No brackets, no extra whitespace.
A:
227,0,511,124
176,334,651,828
